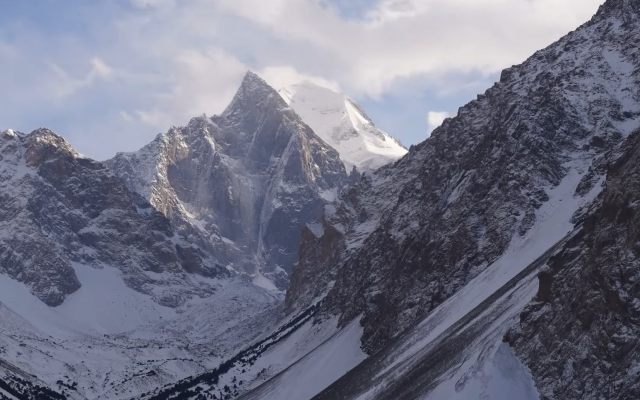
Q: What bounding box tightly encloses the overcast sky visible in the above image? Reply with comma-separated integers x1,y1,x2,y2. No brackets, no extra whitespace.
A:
1,0,605,160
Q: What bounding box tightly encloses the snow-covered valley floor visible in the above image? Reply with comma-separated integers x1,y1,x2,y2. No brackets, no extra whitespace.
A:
0,271,282,400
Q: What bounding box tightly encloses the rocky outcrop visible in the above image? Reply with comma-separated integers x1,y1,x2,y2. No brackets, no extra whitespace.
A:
284,213,344,312
0,128,227,307
287,0,640,353
107,72,349,288
508,127,640,399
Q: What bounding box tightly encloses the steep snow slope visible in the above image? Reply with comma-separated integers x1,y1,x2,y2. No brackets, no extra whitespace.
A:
217,1,640,399
160,157,593,400
107,72,349,289
237,319,366,400
310,212,586,399
246,150,600,399
279,82,407,172
136,302,366,400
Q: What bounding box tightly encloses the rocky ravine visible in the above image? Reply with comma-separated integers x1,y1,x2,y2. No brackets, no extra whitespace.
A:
287,0,640,356
107,72,350,289
0,128,228,307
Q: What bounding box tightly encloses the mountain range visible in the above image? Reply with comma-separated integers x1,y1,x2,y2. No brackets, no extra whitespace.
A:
1,1,640,399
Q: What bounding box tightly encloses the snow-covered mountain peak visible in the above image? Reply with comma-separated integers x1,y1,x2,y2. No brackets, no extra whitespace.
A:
2,128,16,137
24,128,84,166
164,114,217,151
187,113,213,128
278,81,407,172
107,71,349,290
26,128,67,147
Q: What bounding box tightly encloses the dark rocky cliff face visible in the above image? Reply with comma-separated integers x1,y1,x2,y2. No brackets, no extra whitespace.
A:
287,0,640,354
507,127,640,400
0,128,227,307
107,72,348,289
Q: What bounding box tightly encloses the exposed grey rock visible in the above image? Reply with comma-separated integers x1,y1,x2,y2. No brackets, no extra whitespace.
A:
0,128,227,307
107,72,349,289
508,126,640,400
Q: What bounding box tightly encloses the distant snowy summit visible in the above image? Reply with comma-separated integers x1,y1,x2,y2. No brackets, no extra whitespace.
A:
279,81,407,172
2,128,16,137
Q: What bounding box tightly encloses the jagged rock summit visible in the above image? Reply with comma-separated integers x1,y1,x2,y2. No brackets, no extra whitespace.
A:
279,81,407,172
0,128,227,307
107,71,350,289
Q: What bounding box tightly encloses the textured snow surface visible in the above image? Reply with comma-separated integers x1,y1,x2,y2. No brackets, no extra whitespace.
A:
0,128,233,309
135,303,364,400
316,250,544,400
59,264,179,334
0,264,176,337
252,271,278,291
239,319,366,400
0,267,282,399
423,343,539,400
279,82,407,172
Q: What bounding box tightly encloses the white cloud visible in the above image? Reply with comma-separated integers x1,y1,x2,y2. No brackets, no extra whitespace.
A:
134,109,172,128
120,111,135,122
49,57,114,98
257,66,341,93
90,58,114,79
365,0,432,24
0,0,607,159
128,0,175,9
112,0,604,103
427,111,451,133
141,47,247,120
205,0,604,97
